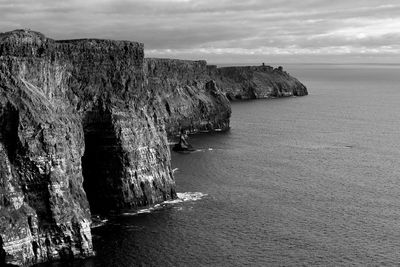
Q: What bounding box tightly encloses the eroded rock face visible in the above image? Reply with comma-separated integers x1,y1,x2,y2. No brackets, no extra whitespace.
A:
0,31,93,266
145,58,231,137
0,30,177,266
208,65,308,100
0,29,307,266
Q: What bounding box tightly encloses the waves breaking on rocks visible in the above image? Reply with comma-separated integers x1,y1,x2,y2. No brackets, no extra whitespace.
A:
120,192,208,216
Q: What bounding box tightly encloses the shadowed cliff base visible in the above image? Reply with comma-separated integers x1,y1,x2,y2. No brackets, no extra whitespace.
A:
0,29,307,266
82,106,125,215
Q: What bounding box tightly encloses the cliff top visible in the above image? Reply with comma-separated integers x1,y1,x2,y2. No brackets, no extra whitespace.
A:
217,65,280,72
56,38,143,47
0,29,47,40
146,58,207,65
0,29,143,57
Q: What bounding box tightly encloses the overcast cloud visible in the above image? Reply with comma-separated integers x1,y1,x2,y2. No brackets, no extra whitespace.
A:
1,0,399,63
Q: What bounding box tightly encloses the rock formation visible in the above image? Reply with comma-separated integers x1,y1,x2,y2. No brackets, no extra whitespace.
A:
208,65,308,100
0,29,307,266
0,30,180,266
145,58,231,136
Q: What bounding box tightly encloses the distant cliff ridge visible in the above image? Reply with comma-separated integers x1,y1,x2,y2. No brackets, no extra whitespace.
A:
208,65,308,100
0,29,306,266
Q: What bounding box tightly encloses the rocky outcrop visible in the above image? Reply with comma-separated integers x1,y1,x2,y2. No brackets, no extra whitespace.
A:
145,58,231,137
208,65,308,100
0,30,178,266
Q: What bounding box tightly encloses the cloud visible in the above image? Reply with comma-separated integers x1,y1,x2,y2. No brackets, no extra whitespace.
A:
0,0,399,63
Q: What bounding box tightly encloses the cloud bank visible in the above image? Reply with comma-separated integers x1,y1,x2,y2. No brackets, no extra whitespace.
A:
1,0,399,63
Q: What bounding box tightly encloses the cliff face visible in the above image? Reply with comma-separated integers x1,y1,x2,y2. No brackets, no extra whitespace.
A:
0,29,307,266
0,30,178,266
145,58,231,137
208,65,308,100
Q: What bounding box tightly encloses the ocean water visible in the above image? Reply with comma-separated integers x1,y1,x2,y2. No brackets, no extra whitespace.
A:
40,64,400,266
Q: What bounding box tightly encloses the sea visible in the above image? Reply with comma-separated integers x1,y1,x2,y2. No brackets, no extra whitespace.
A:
39,64,400,266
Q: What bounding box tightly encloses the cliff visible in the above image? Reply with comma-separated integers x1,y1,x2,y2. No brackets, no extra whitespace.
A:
0,29,307,266
145,58,231,136
208,65,308,100
0,30,180,266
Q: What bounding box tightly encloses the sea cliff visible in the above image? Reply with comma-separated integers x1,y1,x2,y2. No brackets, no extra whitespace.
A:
0,29,306,266
145,58,231,136
208,65,308,100
0,30,181,266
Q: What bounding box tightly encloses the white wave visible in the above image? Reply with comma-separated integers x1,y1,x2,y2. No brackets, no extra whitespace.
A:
162,198,184,205
136,208,153,214
192,148,214,152
172,168,179,174
176,192,206,201
176,192,207,201
121,192,207,216
91,218,109,228
122,207,154,216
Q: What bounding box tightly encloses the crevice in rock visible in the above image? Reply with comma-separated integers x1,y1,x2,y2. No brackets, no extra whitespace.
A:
248,86,257,99
139,181,148,205
0,103,19,161
165,101,171,116
81,106,125,215
0,236,6,265
32,241,39,260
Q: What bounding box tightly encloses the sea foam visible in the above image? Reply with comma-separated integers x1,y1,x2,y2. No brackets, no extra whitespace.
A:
121,192,207,216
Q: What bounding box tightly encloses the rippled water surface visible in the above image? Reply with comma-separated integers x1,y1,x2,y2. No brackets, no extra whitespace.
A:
41,64,400,266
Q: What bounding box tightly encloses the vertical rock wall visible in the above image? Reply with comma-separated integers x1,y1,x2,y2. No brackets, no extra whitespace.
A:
0,30,177,266
56,39,176,213
145,58,231,137
0,30,94,265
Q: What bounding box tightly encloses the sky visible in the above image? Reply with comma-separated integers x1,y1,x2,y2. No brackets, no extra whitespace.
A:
1,0,399,64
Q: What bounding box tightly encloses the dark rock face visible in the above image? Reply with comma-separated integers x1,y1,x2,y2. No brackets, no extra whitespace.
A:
145,58,231,137
0,31,93,266
208,65,308,100
0,30,179,266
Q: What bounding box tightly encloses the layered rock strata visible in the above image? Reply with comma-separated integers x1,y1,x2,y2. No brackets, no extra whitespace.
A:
208,65,308,100
145,58,231,136
0,30,178,266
